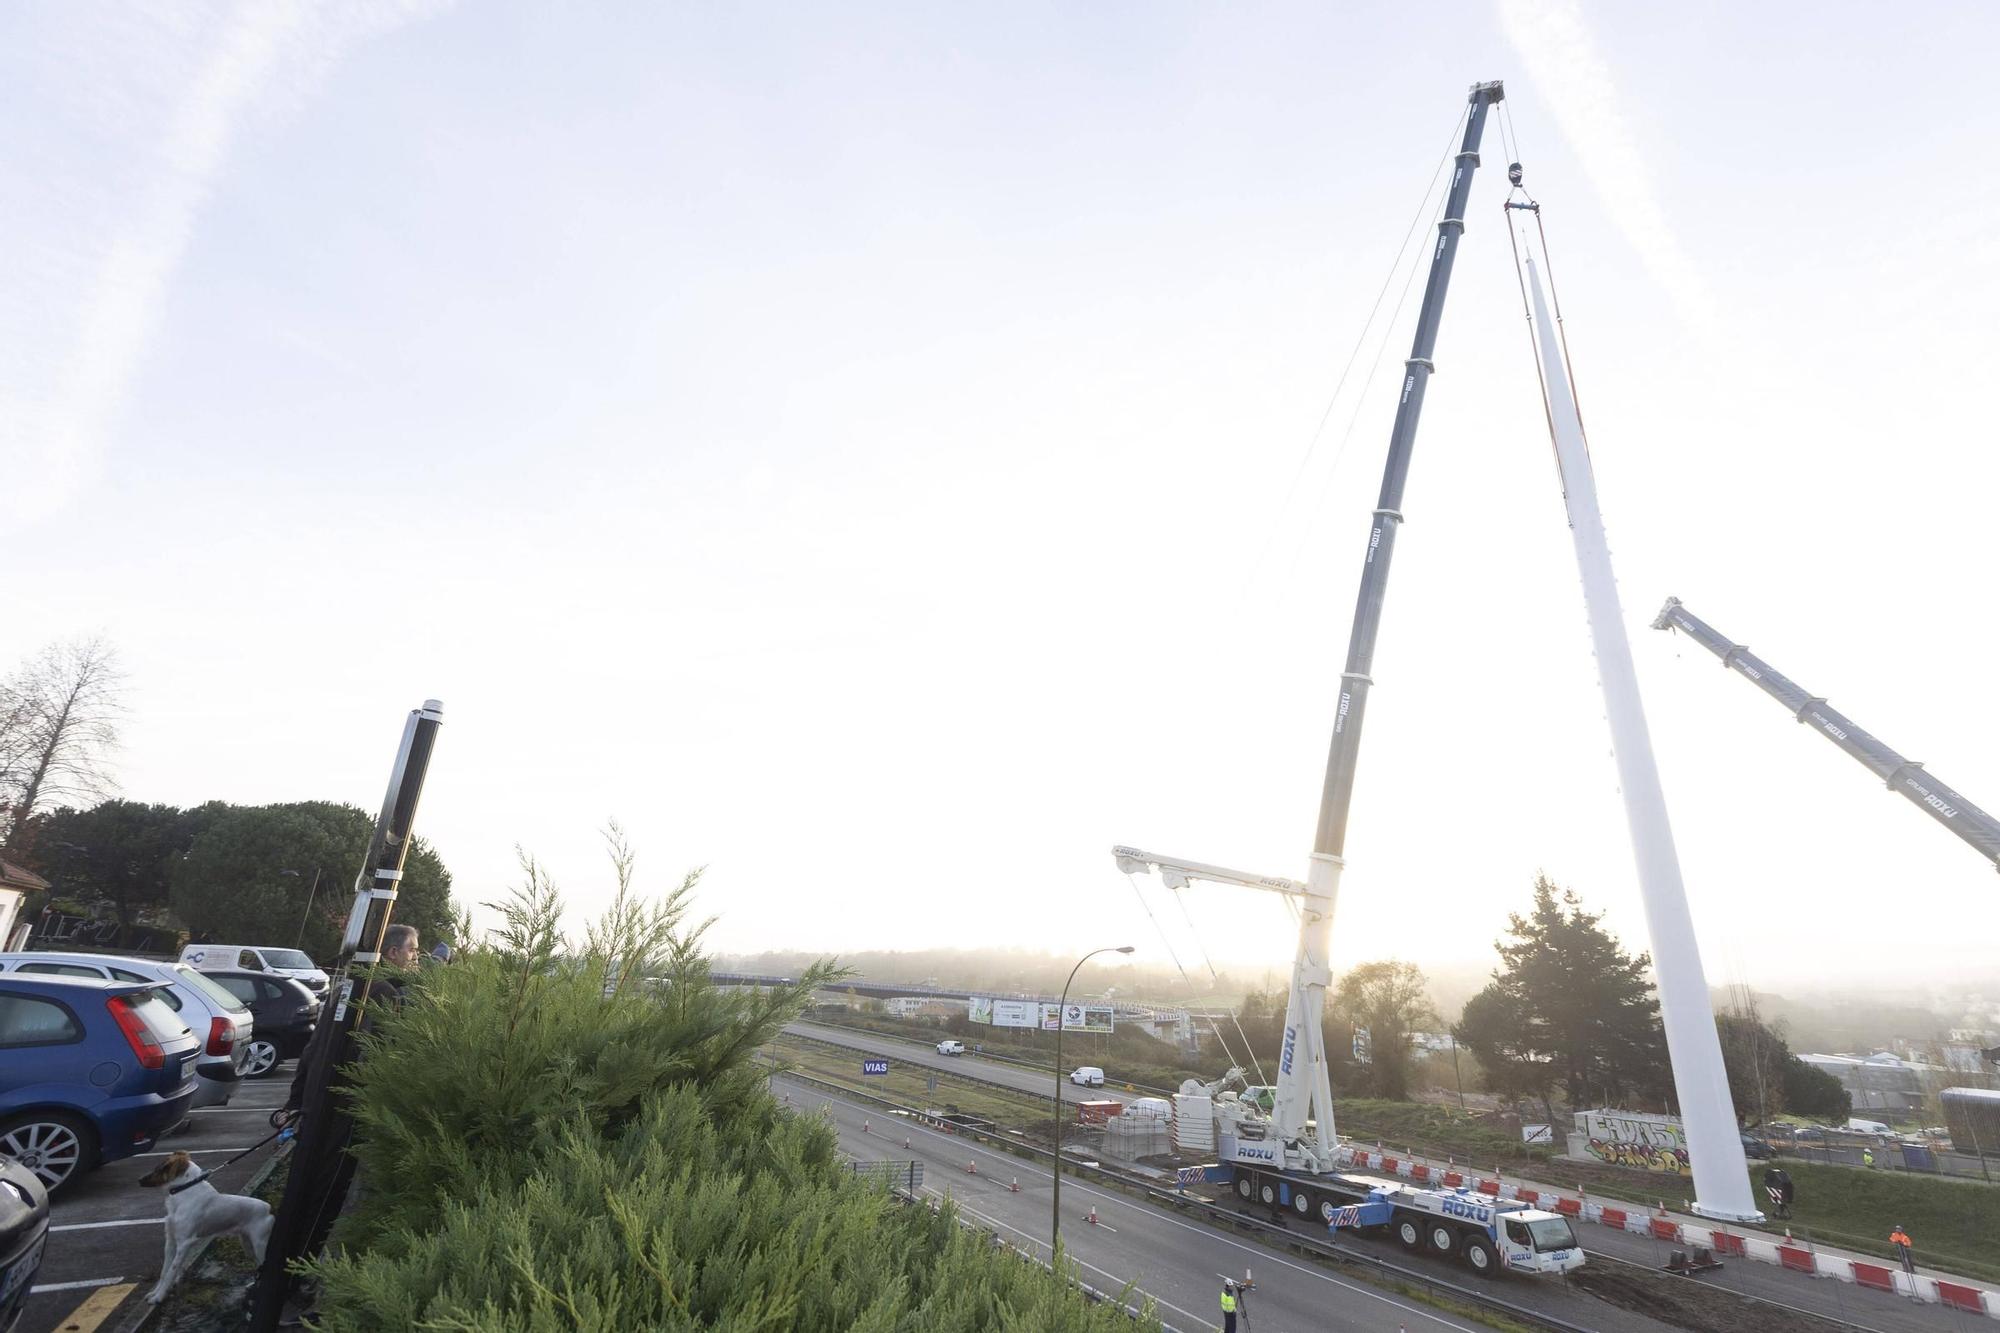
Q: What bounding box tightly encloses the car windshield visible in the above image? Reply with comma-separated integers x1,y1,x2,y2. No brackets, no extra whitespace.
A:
174,965,250,1014
260,949,316,970
1528,1217,1578,1251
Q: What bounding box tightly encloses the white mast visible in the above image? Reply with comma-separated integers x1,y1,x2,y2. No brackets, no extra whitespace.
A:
1520,251,1762,1222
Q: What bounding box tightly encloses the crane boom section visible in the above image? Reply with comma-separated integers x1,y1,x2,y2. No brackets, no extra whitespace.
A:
1654,598,2000,871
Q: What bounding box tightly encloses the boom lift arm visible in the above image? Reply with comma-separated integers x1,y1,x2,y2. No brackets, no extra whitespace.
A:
1654,597,2000,871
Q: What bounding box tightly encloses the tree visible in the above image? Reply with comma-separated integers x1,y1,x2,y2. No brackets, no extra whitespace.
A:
1716,1011,1790,1126
304,845,1152,1331
169,802,456,960
1454,876,1672,1117
1,638,124,848
1782,1056,1852,1122
23,801,213,942
1330,960,1438,1100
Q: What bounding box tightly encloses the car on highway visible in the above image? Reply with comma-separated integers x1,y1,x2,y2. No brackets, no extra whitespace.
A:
935,1040,965,1056
199,969,320,1076
0,1158,48,1330
0,953,253,1109
180,944,329,996
1069,1065,1105,1087
0,975,200,1195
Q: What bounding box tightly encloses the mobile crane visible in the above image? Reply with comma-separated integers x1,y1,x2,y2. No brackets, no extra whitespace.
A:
1653,597,2000,871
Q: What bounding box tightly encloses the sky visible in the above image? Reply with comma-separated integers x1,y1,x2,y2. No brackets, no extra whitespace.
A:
6,1,1997,1004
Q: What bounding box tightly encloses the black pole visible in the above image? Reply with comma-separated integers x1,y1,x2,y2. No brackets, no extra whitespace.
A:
1052,946,1130,1259
249,700,443,1330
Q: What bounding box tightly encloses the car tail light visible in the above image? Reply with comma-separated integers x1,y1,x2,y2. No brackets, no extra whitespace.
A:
108,994,166,1070
206,1016,234,1056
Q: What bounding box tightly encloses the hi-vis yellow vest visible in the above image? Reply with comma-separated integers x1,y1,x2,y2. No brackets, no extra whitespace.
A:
1220,1291,1237,1313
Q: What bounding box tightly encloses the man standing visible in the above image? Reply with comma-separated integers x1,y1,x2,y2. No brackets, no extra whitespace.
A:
1889,1225,1915,1279
1863,1146,1876,1170
1219,1278,1238,1332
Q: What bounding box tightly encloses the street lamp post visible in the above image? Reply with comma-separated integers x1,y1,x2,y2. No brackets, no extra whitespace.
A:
1052,945,1133,1260
281,869,324,949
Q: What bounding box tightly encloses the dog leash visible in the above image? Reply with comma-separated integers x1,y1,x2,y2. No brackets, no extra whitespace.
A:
211,1121,293,1170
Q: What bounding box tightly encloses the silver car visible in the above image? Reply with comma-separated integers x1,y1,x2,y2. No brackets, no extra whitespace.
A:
0,953,253,1108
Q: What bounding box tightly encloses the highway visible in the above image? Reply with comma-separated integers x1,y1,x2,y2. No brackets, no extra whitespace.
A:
774,1074,1691,1333
785,1020,1144,1110
786,1022,1972,1333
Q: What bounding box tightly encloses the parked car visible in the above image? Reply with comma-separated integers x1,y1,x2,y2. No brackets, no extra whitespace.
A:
1069,1066,1105,1087
0,954,252,1108
935,1040,965,1056
200,970,320,1076
0,976,199,1195
1739,1133,1774,1160
0,1158,48,1331
180,944,328,996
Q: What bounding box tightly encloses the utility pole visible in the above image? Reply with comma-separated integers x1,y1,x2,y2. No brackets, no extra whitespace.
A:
249,700,444,1328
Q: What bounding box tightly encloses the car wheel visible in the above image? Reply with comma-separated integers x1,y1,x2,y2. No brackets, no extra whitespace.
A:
1395,1214,1423,1250
0,1110,96,1196
1463,1234,1498,1277
1429,1222,1457,1255
241,1039,281,1078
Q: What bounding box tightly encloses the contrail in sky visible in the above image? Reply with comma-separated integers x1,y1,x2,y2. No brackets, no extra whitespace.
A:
1497,0,1718,332
2,1,451,521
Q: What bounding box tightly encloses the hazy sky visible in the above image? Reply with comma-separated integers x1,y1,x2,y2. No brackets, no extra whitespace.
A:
7,2,1996,1000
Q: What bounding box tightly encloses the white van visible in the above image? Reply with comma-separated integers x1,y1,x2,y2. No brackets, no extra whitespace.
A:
1069,1066,1105,1087
181,944,329,995
935,1040,965,1056
1846,1117,1894,1137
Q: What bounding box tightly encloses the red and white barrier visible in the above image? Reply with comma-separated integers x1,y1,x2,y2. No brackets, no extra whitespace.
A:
1333,1145,1999,1317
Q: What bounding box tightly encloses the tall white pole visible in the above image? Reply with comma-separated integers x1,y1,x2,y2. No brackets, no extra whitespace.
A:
1522,255,1761,1221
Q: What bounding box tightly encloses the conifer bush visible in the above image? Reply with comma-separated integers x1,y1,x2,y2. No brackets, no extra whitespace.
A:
308,834,1159,1331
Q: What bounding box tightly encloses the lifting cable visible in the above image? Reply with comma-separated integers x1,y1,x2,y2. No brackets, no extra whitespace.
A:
1501,135,1592,476
1122,870,1265,1084
1166,884,1271,1088
1247,102,1473,598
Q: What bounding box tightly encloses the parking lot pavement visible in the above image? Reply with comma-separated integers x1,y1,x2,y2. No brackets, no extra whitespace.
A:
16,1069,296,1333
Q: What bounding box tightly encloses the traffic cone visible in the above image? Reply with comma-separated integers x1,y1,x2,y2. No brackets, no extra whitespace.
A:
1086,1206,1099,1225
904,1136,911,1149
967,1159,978,1175
863,1119,870,1134
1009,1177,1021,1193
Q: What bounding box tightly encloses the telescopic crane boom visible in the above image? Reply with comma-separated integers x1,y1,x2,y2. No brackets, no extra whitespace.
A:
1654,597,2000,872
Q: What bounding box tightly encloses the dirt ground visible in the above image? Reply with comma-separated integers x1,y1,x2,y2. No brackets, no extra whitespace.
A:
1571,1260,1852,1333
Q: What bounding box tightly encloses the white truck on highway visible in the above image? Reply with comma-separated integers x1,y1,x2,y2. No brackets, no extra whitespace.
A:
935,1039,965,1056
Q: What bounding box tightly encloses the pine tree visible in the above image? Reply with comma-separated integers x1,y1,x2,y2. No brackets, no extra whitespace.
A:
1454,876,1670,1118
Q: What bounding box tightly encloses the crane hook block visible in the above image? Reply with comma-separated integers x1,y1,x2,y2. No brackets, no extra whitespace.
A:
1508,162,1524,187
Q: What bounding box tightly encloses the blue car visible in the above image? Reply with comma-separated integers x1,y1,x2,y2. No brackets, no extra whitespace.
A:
0,976,200,1195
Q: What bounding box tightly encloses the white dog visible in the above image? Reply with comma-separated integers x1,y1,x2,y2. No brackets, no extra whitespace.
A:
139,1151,276,1304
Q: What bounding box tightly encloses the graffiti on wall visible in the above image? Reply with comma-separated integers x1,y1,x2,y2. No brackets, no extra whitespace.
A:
1578,1109,1690,1176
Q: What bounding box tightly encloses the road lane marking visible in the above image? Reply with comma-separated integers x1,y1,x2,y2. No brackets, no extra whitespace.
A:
783,1077,1484,1333
53,1219,161,1232
29,1277,124,1294
135,1146,257,1156
941,1194,1207,1330
51,1281,136,1332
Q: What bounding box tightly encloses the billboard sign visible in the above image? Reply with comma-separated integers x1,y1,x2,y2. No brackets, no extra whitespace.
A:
967,997,994,1025
991,999,1041,1029
862,1059,889,1076
1041,1003,1114,1034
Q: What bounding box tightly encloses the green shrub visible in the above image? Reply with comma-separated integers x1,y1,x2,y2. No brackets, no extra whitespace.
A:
309,837,1158,1331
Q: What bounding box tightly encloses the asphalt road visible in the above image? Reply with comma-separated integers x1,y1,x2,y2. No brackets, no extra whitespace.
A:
774,1073,1698,1333
786,1023,1979,1333
18,1069,292,1333
785,1020,1146,1110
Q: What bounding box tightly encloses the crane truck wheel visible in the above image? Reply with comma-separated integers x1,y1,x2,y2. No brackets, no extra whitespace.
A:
1236,1177,1254,1202
1259,1181,1278,1207
1462,1234,1498,1278
1292,1189,1315,1218
1395,1214,1423,1250
1428,1222,1458,1256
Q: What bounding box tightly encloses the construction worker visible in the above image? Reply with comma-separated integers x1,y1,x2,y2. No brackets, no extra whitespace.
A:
1889,1225,1915,1278
1219,1278,1238,1332
1863,1146,1876,1169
